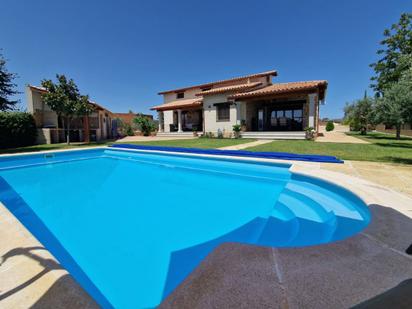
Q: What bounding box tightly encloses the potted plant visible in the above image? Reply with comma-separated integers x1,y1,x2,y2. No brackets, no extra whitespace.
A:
192,128,198,137
304,126,316,140
240,120,247,132
232,124,241,138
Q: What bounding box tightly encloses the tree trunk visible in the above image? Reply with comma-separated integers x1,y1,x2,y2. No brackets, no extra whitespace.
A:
396,124,401,140
66,117,71,145
83,115,90,143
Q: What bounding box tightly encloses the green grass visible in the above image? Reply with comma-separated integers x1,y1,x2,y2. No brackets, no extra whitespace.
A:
117,138,256,149
0,138,255,155
0,140,113,155
3,132,411,165
246,132,412,164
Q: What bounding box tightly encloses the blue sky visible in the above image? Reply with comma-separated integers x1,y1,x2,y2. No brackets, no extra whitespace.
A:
1,0,411,118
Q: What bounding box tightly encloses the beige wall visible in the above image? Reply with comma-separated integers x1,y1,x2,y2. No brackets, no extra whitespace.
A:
376,124,412,137
163,110,174,132
203,93,237,134
26,86,114,143
26,87,58,128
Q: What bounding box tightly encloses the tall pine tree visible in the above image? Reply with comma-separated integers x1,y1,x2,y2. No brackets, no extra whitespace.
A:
0,51,19,111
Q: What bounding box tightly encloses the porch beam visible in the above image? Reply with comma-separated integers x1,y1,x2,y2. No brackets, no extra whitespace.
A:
308,93,318,128
177,109,183,133
158,111,164,132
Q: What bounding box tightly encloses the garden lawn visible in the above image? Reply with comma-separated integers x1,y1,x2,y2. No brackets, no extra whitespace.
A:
0,140,113,155
115,138,256,149
246,132,412,165
0,138,256,155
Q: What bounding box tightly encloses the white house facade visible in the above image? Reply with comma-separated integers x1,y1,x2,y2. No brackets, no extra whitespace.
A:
151,70,328,139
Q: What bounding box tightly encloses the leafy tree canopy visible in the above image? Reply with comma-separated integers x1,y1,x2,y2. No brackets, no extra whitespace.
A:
133,114,156,136
41,74,93,144
343,95,377,134
0,51,19,111
370,13,412,94
375,62,412,139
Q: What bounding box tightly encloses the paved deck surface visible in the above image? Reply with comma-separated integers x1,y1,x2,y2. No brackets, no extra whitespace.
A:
116,135,196,142
218,139,273,150
316,124,370,144
1,148,412,308
322,160,412,198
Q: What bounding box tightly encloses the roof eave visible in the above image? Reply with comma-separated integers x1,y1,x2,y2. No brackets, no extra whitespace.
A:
158,70,277,95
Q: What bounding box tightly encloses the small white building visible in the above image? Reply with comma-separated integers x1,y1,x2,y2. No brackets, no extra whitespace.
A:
26,85,115,144
151,70,327,139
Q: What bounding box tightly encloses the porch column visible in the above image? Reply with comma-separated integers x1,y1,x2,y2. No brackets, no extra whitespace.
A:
308,93,317,128
157,111,164,132
177,109,183,133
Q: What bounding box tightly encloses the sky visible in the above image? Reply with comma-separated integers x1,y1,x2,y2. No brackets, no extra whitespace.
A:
1,0,411,119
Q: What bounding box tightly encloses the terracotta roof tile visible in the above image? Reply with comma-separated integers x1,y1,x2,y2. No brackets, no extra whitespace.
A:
195,82,262,96
28,85,113,114
151,98,203,111
229,80,328,100
158,70,277,94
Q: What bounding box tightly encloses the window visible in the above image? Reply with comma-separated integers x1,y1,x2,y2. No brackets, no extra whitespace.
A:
176,92,185,99
216,104,230,121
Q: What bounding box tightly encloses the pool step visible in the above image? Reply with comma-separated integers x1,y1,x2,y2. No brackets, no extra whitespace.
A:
256,187,346,246
257,201,299,246
286,181,362,220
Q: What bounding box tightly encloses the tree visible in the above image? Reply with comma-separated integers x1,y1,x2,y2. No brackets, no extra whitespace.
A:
343,96,376,134
41,75,93,144
375,65,412,139
133,114,156,136
0,51,19,111
370,13,412,94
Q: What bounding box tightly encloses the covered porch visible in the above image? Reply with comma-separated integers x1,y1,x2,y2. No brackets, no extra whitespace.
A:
232,80,327,136
167,108,203,133
243,99,306,132
153,97,204,134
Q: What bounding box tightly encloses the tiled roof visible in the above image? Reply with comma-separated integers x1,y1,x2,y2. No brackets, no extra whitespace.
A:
229,80,328,100
28,85,113,114
151,98,203,111
29,85,47,93
195,82,262,96
158,70,277,94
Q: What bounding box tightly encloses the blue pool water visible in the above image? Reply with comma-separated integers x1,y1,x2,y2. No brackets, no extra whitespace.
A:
0,148,370,308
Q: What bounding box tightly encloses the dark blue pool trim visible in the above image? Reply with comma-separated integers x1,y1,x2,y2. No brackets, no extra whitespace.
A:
110,144,344,164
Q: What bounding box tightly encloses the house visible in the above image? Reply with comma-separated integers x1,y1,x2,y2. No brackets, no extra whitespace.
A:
26,85,116,144
112,112,153,126
151,70,327,139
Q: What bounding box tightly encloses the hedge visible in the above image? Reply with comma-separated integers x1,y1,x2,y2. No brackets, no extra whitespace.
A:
0,112,37,149
326,121,335,132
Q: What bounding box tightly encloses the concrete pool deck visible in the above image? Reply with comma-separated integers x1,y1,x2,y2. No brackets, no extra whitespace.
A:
0,147,412,308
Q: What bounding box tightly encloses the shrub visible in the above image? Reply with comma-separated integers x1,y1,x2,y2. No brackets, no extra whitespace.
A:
201,132,214,138
124,123,135,136
232,124,241,138
304,126,315,140
133,115,156,136
326,121,335,132
0,112,37,148
217,129,224,139
232,124,241,132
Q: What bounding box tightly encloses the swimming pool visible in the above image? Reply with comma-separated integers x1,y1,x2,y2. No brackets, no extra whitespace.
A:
0,148,370,308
